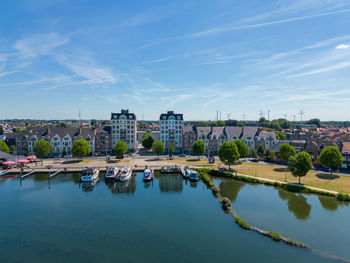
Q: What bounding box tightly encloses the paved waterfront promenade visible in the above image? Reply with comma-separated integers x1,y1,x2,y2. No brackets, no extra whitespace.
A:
3,156,187,174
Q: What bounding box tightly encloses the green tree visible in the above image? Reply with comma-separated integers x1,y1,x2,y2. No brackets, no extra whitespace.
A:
233,140,249,158
0,141,9,153
250,149,258,158
218,142,240,169
0,126,3,135
257,144,265,157
192,140,205,159
237,121,245,127
276,132,287,140
265,150,276,162
33,139,51,164
279,143,296,163
72,139,91,160
168,143,175,156
288,152,312,184
318,146,343,175
142,133,154,150
10,145,16,154
114,140,128,159
152,141,164,159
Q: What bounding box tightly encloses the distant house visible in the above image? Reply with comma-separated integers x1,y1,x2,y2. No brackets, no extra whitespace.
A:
304,139,339,160
341,142,350,170
241,127,258,150
256,131,277,151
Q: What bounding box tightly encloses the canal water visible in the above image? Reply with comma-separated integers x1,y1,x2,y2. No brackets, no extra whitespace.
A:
0,172,348,263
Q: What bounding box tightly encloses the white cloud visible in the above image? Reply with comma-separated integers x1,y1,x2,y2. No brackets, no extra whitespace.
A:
55,53,118,84
336,44,350,49
14,32,69,58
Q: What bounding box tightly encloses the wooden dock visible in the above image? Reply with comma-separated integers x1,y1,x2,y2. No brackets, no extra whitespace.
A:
20,170,35,180
49,170,62,179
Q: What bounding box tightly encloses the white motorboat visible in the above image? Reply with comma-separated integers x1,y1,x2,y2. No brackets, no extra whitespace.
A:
80,168,99,182
105,167,119,182
119,167,132,182
143,169,154,181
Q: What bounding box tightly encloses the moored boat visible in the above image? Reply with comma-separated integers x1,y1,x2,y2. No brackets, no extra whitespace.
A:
143,169,154,181
188,169,199,182
119,167,132,182
80,168,99,182
105,167,119,182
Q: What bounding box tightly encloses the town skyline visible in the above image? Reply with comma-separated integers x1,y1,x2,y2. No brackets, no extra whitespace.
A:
1,0,350,120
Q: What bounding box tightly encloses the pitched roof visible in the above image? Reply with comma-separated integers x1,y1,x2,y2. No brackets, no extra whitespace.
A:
342,142,350,154
224,127,242,139
241,127,258,140
197,127,211,139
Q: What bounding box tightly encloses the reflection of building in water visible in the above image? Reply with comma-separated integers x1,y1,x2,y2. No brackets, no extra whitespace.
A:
158,174,183,193
109,177,137,194
189,181,198,188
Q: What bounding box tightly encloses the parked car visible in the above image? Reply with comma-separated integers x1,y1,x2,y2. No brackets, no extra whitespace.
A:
179,154,186,157
250,159,259,163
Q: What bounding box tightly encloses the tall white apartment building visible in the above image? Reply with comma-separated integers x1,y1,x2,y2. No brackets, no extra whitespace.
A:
111,109,137,152
159,111,183,153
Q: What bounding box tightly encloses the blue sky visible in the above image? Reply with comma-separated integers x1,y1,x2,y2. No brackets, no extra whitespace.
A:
1,0,350,121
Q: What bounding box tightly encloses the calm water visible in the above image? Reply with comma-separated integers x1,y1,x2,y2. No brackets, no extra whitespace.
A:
0,172,347,263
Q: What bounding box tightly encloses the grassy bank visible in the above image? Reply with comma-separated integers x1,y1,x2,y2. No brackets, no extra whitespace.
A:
197,168,350,202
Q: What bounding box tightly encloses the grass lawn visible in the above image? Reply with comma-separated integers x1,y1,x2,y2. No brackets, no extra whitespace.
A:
169,158,350,194
232,162,350,194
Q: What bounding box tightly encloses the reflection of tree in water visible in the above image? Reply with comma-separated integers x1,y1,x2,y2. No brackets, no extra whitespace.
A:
318,196,349,211
158,174,183,193
219,180,245,202
278,190,311,220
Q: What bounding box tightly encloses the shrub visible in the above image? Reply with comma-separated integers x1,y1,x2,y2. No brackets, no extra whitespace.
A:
337,192,350,201
268,231,282,241
235,216,251,230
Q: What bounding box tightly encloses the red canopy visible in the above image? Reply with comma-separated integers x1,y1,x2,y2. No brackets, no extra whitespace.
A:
2,161,16,165
18,159,30,163
27,156,37,160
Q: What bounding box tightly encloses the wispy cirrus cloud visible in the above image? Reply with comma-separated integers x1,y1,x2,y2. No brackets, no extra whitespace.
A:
193,8,350,37
14,32,69,58
55,53,119,84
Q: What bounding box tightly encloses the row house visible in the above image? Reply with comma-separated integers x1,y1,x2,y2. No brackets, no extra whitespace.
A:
183,125,198,154
159,111,183,153
27,127,97,157
95,126,112,155
111,109,137,152
341,142,350,169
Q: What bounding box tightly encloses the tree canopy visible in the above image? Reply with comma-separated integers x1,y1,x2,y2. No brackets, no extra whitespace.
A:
114,140,128,158
152,141,164,158
257,144,265,157
0,141,9,153
233,140,249,158
142,133,154,150
318,146,343,175
0,126,4,135
279,143,296,162
218,142,240,169
289,151,312,184
192,140,205,158
276,132,287,140
33,139,51,163
72,139,91,159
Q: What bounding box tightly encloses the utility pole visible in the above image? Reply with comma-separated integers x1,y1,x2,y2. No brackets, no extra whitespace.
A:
220,111,222,121
300,110,305,121
293,115,296,122
243,114,246,122
216,110,219,121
